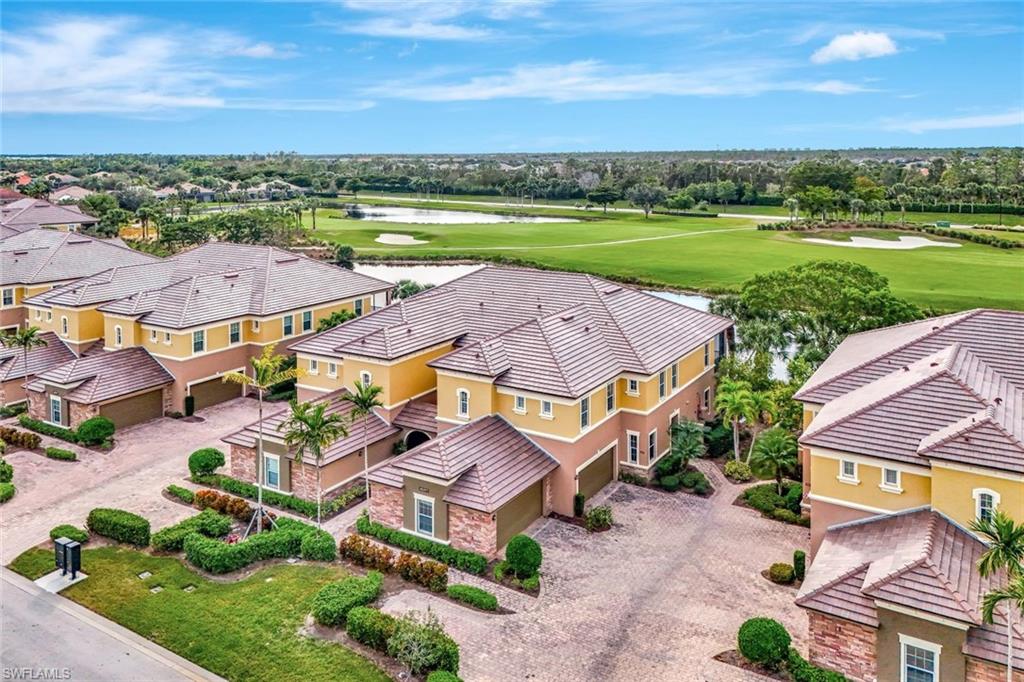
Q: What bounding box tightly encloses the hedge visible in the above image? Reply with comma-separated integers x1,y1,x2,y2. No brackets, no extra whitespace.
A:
0,426,41,450
45,447,77,461
192,473,364,519
300,530,338,562
395,552,448,593
0,482,14,503
151,510,232,552
346,606,397,651
311,572,383,627
0,402,27,418
357,511,487,575
446,584,497,611
787,647,847,681
182,517,317,573
18,415,78,444
166,484,195,504
426,673,462,682
0,458,12,483
87,508,151,547
49,524,89,543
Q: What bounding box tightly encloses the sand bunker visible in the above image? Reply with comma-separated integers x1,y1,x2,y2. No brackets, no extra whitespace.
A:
802,235,961,250
374,233,429,245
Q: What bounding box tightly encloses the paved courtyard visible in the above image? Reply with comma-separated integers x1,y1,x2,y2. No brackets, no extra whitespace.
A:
380,462,809,682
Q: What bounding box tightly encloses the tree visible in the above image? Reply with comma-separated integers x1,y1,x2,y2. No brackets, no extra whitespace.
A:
749,427,798,495
668,419,707,470
783,197,799,222
849,197,866,221
797,185,836,220
626,183,667,218
79,193,118,219
135,204,162,241
345,178,365,200
97,208,132,237
0,326,47,392
745,391,777,462
971,510,1024,682
586,185,621,213
23,180,50,199
333,244,355,270
282,399,348,528
317,309,355,332
342,381,385,495
305,197,322,230
222,345,303,535
394,279,434,300
715,379,755,461
666,192,695,210
896,193,911,223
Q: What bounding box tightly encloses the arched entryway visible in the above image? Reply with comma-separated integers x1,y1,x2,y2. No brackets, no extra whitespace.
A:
404,430,431,449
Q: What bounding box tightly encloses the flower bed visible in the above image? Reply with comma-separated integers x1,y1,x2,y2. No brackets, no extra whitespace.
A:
191,473,365,520
355,512,487,575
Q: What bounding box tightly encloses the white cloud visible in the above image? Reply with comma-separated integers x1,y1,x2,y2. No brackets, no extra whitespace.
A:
811,31,898,63
333,0,546,40
880,110,1024,134
342,18,492,41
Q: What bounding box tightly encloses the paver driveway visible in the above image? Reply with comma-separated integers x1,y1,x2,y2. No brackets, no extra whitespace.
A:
0,398,259,564
380,462,809,682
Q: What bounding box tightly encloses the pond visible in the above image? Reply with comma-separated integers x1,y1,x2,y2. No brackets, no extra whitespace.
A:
345,204,578,224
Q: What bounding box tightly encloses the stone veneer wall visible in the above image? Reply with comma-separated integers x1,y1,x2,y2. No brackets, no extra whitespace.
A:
967,658,1024,682
230,444,258,483
368,482,404,529
448,503,498,558
26,390,47,422
69,400,100,428
807,611,877,682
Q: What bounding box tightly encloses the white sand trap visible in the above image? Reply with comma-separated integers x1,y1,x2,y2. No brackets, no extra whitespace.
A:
374,233,428,245
802,235,961,250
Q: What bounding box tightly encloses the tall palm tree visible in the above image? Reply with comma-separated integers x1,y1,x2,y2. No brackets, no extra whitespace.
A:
715,379,755,461
0,326,47,396
971,510,1024,682
305,197,322,231
749,427,798,495
222,344,303,535
342,381,384,495
745,391,777,462
668,419,707,471
281,399,348,529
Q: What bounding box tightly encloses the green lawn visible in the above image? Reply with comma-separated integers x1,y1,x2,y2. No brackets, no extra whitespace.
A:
309,206,1024,312
12,547,388,682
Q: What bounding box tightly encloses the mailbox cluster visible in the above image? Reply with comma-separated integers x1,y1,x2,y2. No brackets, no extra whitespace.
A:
54,537,82,579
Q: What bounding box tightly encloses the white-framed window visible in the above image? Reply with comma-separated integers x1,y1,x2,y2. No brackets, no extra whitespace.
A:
580,396,590,429
49,395,62,425
301,310,313,332
704,343,710,367
46,310,52,322
360,371,372,388
251,320,260,333
900,634,939,682
670,410,680,428
309,359,319,374
974,488,1000,523
415,495,434,537
456,389,470,418
264,454,281,490
648,430,657,462
60,316,68,336
354,299,364,316
702,387,711,410
113,325,123,347
626,378,639,396
839,459,858,483
149,329,158,342
671,363,678,389
1,288,14,307
192,329,205,353
605,382,615,412
229,321,241,344
540,400,553,418
34,309,41,320
627,432,639,464
327,362,337,377
282,314,294,336
514,395,526,414
881,467,902,493
658,371,666,399
164,331,172,345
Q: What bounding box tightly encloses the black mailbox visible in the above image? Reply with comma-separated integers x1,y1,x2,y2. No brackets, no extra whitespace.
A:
53,537,82,579
54,536,70,571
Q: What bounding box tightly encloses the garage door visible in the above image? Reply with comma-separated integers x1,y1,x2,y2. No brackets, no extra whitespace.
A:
577,446,614,501
99,390,164,429
189,376,241,412
496,480,543,549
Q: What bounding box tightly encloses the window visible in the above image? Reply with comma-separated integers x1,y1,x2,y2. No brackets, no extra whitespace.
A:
627,378,639,396
901,636,939,682
839,459,858,483
60,316,68,336
301,310,313,332
514,395,526,414
628,432,639,464
580,396,590,429
974,489,1000,522
658,371,666,399
457,389,470,418
229,321,241,344
282,314,294,336
1,288,13,307
605,382,615,412
46,310,52,322
309,359,319,374
264,455,280,490
49,396,61,425
703,343,710,368
671,363,678,389
354,299,364,317
327,362,337,377
34,309,41,320
164,332,171,345
192,330,205,353
702,387,710,411
360,371,372,388
540,400,553,418
882,468,901,492
251,320,260,333
670,411,680,428
648,430,657,462
150,329,158,342
415,496,434,536
114,325,123,347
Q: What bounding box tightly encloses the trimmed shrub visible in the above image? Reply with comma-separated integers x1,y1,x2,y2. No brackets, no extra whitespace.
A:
183,520,311,573
447,584,498,611
659,474,681,492
706,421,733,458
184,395,195,417
17,416,75,444
188,448,225,478
339,534,395,572
784,483,803,514
356,511,487,575
737,618,791,670
0,402,27,418
191,473,360,519
387,610,460,676
0,482,13,503
521,573,540,591
768,562,795,584
655,453,682,480
87,508,150,546
787,647,847,682
723,460,752,482
743,483,787,514
346,606,397,651
584,505,613,532
300,529,338,562
573,493,585,518
794,550,806,582
505,534,542,578
680,469,707,489
692,480,711,496
426,672,462,682
311,571,383,627
396,552,448,592
166,484,195,504
0,458,12,483
151,509,232,552
77,416,115,445
49,524,88,543
45,446,77,461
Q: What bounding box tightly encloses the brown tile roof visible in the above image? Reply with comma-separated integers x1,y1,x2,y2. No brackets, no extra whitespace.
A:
48,185,94,203
797,509,1023,669
392,401,438,433
222,388,399,465
294,266,732,399
0,198,98,229
1,229,160,286
0,188,28,202
0,332,76,381
27,347,173,404
369,415,558,513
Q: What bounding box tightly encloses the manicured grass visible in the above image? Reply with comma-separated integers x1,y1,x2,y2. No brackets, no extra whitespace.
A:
13,547,388,682
9,547,56,580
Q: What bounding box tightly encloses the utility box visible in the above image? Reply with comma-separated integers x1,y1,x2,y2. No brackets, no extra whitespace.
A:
935,220,951,228
54,537,70,572
53,537,82,579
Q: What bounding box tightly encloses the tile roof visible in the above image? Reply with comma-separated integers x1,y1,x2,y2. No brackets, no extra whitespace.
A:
797,509,1024,669
48,185,94,202
392,401,438,433
0,229,160,286
0,198,98,229
0,332,76,381
294,266,732,399
222,388,399,465
27,347,173,404
369,415,559,512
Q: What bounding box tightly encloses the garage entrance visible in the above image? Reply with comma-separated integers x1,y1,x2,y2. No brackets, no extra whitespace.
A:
189,376,241,412
577,445,615,500
496,480,543,549
99,389,164,428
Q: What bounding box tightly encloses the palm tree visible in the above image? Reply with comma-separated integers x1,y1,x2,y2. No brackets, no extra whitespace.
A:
281,399,348,529
342,381,384,495
749,427,798,495
222,344,303,535
971,510,1024,682
305,197,322,230
668,419,707,471
745,391,777,462
0,326,47,395
784,197,799,222
135,204,161,241
715,379,755,461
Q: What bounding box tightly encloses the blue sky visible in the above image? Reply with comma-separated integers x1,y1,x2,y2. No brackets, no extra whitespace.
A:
2,1,1022,154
